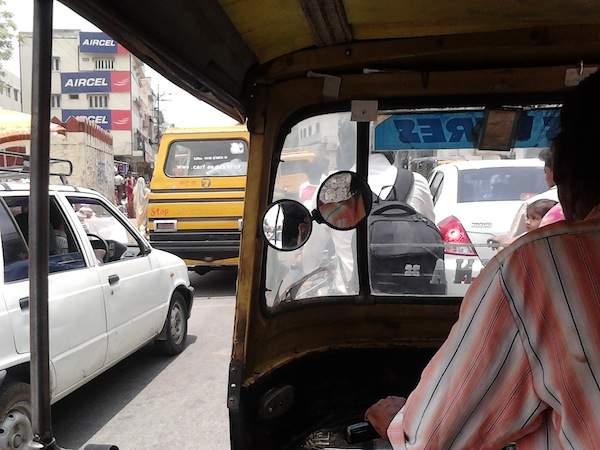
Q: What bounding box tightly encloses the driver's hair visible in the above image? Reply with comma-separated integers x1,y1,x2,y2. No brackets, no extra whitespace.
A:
554,70,600,209
281,203,307,246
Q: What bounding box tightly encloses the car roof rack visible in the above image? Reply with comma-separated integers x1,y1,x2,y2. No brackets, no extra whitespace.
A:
0,149,73,184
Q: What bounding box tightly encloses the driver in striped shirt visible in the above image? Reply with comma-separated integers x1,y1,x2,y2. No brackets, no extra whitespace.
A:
366,71,600,449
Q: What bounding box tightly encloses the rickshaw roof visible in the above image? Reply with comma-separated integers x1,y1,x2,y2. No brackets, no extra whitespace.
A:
60,0,600,122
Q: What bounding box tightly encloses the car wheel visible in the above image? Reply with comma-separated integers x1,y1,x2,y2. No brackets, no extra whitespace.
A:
0,382,32,450
155,292,188,355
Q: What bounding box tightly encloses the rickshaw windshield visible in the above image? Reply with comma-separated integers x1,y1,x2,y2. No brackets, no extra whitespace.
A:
265,106,560,308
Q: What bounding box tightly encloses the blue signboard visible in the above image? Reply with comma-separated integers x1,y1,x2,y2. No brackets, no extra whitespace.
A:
374,108,560,150
79,32,117,53
62,109,112,130
61,71,111,93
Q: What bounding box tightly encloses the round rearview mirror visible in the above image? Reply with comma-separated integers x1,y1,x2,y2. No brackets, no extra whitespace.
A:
262,200,313,251
316,171,372,231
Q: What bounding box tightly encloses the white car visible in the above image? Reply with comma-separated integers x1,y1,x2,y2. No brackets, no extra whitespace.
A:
429,159,547,296
0,183,193,449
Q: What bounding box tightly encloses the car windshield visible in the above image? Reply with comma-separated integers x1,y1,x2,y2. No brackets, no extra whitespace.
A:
458,167,548,202
165,139,248,177
265,106,560,308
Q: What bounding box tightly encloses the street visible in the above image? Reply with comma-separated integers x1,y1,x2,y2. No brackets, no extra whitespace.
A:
52,270,237,450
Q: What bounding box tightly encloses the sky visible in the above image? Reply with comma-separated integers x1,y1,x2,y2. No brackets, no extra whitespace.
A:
3,0,238,128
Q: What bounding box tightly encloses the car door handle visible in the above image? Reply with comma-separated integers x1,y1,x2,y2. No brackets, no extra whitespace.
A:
19,297,29,310
108,275,120,286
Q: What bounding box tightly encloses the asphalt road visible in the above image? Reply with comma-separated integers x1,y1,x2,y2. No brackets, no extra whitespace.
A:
52,270,238,450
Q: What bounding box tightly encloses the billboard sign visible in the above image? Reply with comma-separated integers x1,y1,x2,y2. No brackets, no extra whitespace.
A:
61,71,131,93
79,32,128,54
62,109,111,129
62,109,132,131
111,110,132,130
374,108,560,150
110,71,131,92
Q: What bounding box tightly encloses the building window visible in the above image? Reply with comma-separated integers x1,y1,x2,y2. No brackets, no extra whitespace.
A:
88,94,109,108
51,94,61,108
316,122,320,134
13,89,18,102
52,56,60,71
5,85,11,97
68,94,79,100
94,58,114,70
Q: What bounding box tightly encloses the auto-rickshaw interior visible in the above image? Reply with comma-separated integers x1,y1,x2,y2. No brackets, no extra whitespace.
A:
47,1,600,448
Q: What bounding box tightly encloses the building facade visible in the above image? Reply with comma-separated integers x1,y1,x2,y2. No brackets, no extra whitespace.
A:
0,70,22,112
19,30,156,172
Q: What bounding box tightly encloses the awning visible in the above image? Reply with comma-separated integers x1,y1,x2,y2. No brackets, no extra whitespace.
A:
0,109,66,144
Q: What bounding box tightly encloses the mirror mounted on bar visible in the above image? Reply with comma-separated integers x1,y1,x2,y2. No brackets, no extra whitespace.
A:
0,150,73,178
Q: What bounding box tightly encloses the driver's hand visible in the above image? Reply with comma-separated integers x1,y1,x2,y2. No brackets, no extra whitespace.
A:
365,396,406,439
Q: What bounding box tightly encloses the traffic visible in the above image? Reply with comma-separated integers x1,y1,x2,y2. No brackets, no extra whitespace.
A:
3,0,600,449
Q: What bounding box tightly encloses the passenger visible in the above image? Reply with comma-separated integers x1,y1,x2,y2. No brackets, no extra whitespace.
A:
539,146,556,189
366,71,600,449
50,209,69,255
524,199,557,232
490,145,562,247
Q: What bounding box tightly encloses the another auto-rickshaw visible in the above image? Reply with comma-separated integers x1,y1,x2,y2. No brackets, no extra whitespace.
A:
21,1,600,449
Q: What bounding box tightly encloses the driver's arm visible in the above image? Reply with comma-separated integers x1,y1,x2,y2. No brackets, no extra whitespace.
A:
385,263,546,449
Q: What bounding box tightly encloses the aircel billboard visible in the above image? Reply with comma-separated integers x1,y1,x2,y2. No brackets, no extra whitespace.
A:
61,71,131,93
79,32,128,54
62,109,132,131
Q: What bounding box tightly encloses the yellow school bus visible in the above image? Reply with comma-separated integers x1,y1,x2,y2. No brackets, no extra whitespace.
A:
148,126,248,274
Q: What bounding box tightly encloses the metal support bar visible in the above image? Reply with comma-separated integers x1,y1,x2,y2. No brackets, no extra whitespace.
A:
356,121,371,301
29,0,55,448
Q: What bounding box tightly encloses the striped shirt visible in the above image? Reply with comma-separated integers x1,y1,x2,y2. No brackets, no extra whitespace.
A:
388,205,600,450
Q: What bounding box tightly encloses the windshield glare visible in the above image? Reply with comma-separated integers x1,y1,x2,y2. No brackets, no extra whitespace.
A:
266,106,560,308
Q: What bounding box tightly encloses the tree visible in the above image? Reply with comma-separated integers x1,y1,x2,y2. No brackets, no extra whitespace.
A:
0,0,15,74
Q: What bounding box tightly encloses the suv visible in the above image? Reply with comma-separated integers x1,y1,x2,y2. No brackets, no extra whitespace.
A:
0,183,193,449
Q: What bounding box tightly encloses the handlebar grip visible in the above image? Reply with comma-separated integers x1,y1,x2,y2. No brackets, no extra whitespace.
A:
345,421,380,444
